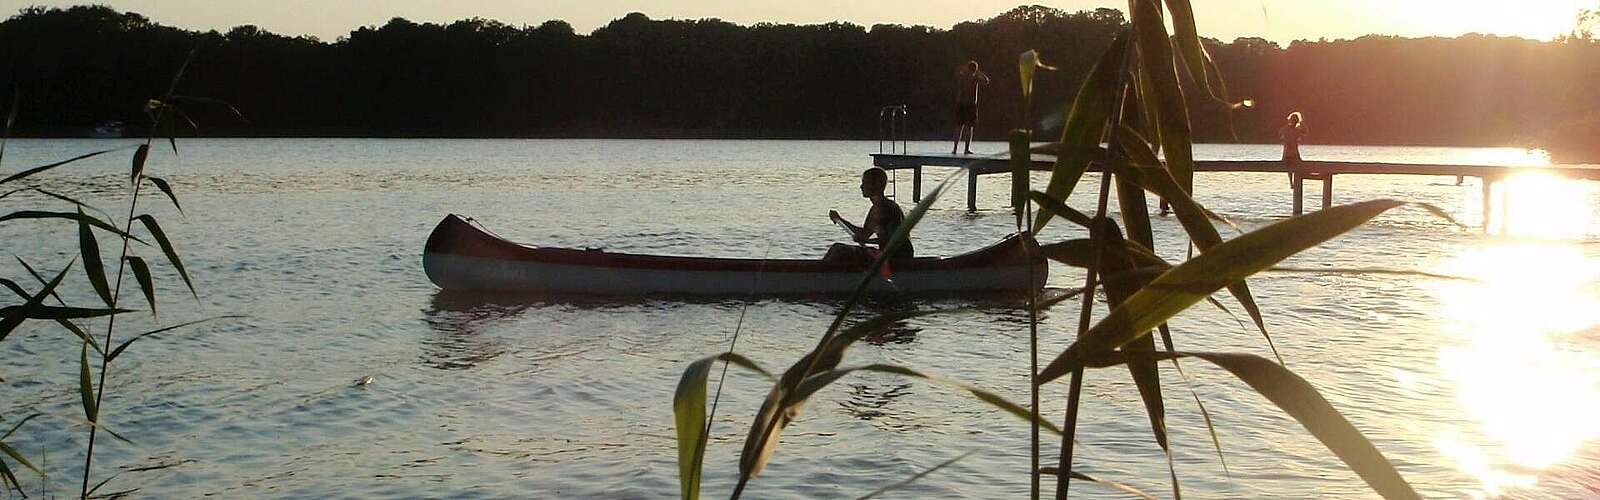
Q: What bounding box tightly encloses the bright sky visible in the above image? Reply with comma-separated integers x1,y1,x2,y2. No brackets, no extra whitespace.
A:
0,0,1590,43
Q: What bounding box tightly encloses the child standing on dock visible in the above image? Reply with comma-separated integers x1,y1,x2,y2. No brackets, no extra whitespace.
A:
1281,111,1309,186
951,61,990,155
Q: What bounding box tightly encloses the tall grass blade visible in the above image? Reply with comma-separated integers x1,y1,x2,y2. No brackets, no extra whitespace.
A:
1156,326,1231,478
1032,30,1129,233
1038,468,1160,500
855,450,975,500
0,459,19,496
1112,127,1274,361
675,352,773,500
31,188,114,221
0,278,100,351
133,215,197,301
0,147,132,185
79,343,98,423
1086,351,1420,499
1163,0,1246,107
0,260,73,342
0,441,39,475
124,256,157,318
143,177,183,215
736,170,963,491
0,305,130,321
77,209,114,307
1040,199,1413,384
106,316,240,363
0,211,144,243
2,414,41,441
130,144,149,183
1130,0,1196,193
0,90,16,167
793,364,1062,435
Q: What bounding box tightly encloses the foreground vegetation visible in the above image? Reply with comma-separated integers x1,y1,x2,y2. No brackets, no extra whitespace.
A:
0,53,236,497
1,4,1598,149
673,1,1466,498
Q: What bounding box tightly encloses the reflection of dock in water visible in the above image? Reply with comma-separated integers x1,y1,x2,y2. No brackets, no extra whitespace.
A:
871,152,1600,229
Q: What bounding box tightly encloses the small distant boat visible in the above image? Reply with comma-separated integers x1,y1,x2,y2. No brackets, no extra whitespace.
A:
423,214,1047,295
89,121,125,138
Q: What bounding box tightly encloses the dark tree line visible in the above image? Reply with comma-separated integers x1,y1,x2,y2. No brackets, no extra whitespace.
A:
2,4,1598,152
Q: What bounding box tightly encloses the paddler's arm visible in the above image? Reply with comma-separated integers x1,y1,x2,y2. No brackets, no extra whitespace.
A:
829,210,869,242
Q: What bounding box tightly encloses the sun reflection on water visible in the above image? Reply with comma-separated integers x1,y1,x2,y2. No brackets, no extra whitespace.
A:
1432,240,1600,497
1487,171,1597,239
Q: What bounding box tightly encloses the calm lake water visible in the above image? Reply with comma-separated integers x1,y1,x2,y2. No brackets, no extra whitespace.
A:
2,138,1598,498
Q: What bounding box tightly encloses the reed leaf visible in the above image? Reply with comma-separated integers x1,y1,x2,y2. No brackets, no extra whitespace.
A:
170,95,244,119
1032,30,1129,233
0,211,144,244
676,352,773,500
1130,0,1196,192
77,209,114,307
0,147,131,185
0,90,16,167
80,343,98,422
0,260,73,343
0,441,38,475
29,188,113,221
1038,467,1160,500
1,414,41,441
0,278,99,351
1040,199,1412,384
133,214,197,301
125,256,157,318
1163,0,1245,107
143,176,183,215
1112,127,1273,361
129,144,149,183
0,305,129,321
1084,351,1419,499
106,316,240,363
737,308,960,482
0,459,18,496
736,170,963,492
855,450,975,500
792,364,1062,435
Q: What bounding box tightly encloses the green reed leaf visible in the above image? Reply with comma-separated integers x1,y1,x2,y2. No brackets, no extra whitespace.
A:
0,459,19,496
0,147,132,185
125,256,156,318
31,187,114,221
1,414,41,441
0,305,129,321
0,90,17,168
143,176,183,215
0,259,73,343
1130,0,1197,193
0,278,95,351
856,450,976,500
793,364,1062,435
675,352,772,500
1085,351,1420,499
0,211,145,244
134,214,197,301
130,144,149,183
1163,0,1247,108
0,441,39,475
1033,30,1129,233
1040,199,1411,385
80,342,98,422
1038,467,1159,500
77,208,114,307
105,315,243,364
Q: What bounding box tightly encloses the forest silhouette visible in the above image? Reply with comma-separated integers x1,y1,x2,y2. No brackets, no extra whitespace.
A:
1,4,1597,156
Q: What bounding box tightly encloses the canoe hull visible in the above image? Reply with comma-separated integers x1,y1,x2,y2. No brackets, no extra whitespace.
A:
423,214,1046,296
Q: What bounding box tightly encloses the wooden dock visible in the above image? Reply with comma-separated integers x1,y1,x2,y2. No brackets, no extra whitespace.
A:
871,152,1600,223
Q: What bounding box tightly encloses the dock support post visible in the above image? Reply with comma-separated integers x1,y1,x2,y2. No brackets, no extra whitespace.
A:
1291,172,1304,216
1321,174,1333,209
1481,177,1492,233
913,166,922,202
967,168,978,212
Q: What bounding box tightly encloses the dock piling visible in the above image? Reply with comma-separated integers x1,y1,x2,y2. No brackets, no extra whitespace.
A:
913,166,922,202
1481,177,1492,232
1291,172,1304,216
1321,174,1334,209
967,168,978,212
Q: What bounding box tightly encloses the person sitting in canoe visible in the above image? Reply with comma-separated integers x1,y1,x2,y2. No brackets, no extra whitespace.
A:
827,167,914,266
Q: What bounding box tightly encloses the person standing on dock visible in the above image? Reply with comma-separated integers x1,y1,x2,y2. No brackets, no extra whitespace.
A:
951,60,990,155
828,167,914,266
1281,111,1309,186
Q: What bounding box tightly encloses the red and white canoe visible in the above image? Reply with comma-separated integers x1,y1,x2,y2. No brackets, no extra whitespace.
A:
423,214,1047,295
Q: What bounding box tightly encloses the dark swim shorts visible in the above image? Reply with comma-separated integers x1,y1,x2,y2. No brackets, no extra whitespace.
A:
956,102,977,125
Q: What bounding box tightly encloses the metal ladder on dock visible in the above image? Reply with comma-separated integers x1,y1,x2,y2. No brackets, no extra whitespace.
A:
878,105,908,199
